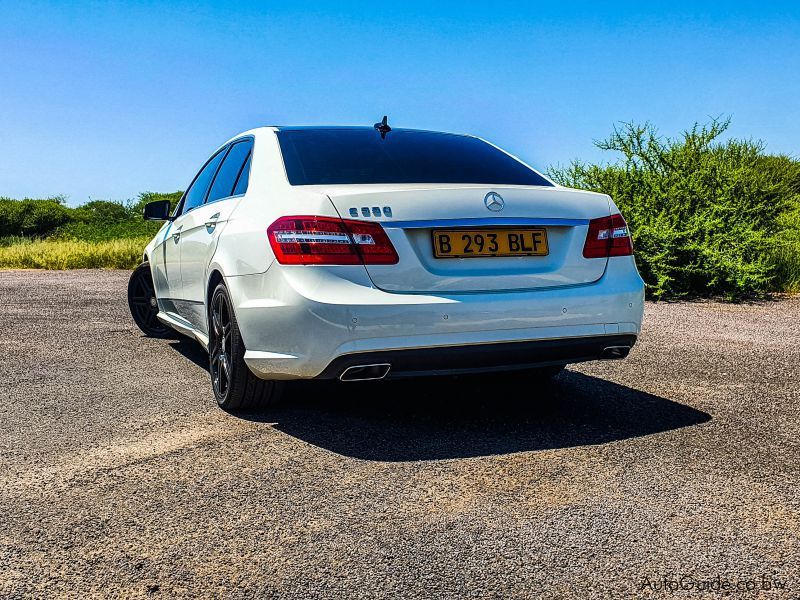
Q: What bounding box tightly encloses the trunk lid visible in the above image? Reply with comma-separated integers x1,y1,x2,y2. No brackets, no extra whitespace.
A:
324,184,611,293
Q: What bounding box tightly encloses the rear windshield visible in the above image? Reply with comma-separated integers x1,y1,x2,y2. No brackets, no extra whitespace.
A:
276,129,553,187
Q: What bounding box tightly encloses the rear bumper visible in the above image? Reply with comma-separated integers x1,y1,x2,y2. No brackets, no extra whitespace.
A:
317,334,637,380
228,256,645,380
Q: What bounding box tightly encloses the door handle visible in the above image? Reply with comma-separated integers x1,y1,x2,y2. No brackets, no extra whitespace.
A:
205,213,221,232
172,225,182,243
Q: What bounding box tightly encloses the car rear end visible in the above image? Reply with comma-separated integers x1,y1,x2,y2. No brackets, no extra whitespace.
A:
228,127,645,381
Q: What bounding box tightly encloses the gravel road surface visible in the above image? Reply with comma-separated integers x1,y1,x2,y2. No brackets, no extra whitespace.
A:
1,270,798,598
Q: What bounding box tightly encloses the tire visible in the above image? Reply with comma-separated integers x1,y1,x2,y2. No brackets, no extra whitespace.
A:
127,262,173,338
208,282,281,411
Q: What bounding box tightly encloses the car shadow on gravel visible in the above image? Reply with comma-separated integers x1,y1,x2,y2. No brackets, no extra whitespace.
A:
265,372,709,461
168,338,711,461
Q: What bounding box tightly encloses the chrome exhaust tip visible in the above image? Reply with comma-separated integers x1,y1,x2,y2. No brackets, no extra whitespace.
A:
600,346,631,360
339,363,392,382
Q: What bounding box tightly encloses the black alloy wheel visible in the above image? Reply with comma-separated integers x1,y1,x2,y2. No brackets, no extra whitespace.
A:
208,282,280,411
209,288,233,400
128,262,172,338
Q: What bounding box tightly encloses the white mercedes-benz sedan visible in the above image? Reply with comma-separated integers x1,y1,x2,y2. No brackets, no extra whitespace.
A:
128,121,645,411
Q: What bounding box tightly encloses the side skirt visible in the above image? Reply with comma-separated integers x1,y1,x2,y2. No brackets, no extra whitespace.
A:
156,311,210,350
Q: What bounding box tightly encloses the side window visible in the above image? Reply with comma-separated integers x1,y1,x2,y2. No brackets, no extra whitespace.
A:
232,152,252,196
180,148,227,215
207,140,253,203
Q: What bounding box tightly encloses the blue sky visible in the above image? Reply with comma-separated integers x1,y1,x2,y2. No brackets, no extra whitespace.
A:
1,1,798,205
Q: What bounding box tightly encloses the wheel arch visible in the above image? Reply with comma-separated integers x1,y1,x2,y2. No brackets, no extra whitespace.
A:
207,269,225,316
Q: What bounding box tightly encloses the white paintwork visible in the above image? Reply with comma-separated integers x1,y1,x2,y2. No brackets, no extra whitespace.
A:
323,184,611,292
144,126,646,379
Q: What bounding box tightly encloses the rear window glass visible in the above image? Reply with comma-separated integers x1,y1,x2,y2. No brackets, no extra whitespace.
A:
207,139,252,203
232,153,252,196
276,129,552,187
181,149,226,214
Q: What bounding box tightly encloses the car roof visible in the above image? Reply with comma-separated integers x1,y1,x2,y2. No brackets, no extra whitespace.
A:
271,125,472,136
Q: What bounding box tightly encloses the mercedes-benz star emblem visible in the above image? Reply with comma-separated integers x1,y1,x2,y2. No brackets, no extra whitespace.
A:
484,192,505,212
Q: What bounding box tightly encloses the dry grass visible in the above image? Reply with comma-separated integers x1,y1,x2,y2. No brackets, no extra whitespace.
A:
0,237,148,269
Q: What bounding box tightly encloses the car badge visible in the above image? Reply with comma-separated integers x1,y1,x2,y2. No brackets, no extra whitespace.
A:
484,192,504,212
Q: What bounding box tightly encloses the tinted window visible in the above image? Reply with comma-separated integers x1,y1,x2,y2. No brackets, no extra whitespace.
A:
181,149,226,214
207,140,253,203
277,129,553,186
232,153,252,196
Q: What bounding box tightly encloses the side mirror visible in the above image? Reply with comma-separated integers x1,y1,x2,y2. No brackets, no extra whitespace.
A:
143,199,174,221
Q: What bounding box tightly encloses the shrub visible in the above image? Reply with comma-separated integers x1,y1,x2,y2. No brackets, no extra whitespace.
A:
54,219,164,242
71,199,131,224
549,118,798,300
0,191,185,243
760,156,800,292
129,191,183,217
0,196,72,237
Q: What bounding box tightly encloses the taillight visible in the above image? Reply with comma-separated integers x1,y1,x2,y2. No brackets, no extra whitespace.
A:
583,213,633,259
267,216,399,265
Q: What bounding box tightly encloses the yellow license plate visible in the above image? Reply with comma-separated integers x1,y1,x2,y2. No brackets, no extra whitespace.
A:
432,228,549,258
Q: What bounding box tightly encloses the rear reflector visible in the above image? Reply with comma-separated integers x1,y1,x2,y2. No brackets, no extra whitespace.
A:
583,213,633,258
268,216,399,265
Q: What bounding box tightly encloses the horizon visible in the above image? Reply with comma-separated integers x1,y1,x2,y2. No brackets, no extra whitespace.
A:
1,1,798,206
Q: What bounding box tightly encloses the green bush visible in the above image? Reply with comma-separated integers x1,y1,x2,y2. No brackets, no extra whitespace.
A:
0,235,28,248
549,118,799,300
0,196,73,237
0,191,184,243
0,191,186,269
0,190,183,266
70,199,131,224
55,219,164,242
58,191,184,241
129,191,183,217
761,156,800,292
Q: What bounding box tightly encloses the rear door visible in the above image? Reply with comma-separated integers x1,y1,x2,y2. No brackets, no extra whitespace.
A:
179,139,253,330
149,222,176,304
325,185,611,293
165,147,227,319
